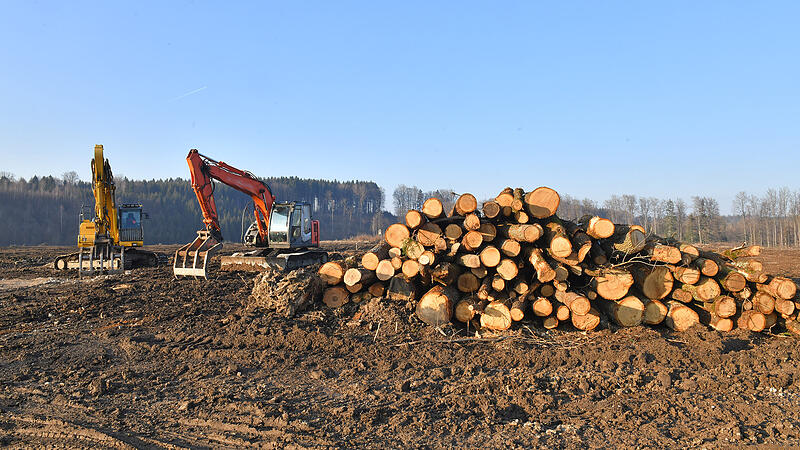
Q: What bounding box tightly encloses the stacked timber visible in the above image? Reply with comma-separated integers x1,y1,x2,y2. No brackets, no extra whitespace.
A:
319,187,800,336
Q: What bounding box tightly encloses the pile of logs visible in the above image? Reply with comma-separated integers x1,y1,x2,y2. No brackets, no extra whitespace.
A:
318,186,800,335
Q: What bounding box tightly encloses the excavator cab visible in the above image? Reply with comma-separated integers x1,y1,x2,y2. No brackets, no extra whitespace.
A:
267,202,318,248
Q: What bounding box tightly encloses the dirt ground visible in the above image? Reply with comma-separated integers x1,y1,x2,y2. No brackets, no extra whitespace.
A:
2,243,800,448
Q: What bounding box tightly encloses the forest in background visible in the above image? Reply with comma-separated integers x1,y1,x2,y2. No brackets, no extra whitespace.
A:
1,172,798,247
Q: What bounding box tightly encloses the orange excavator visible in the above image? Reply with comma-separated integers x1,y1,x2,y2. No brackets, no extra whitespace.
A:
173,149,326,278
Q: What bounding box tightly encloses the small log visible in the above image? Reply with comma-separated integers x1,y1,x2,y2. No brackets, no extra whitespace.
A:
775,297,796,317
509,295,528,321
375,259,396,281
361,241,391,271
457,272,481,293
543,315,560,329
526,247,556,282
679,243,700,258
463,213,481,231
590,243,608,265
385,223,411,248
496,258,520,281
418,250,435,266
752,291,776,315
645,243,682,264
457,254,482,269
691,305,734,332
402,259,420,278
416,285,459,326
491,275,506,292
499,239,521,257
344,268,376,287
346,283,363,294
599,295,644,327
543,220,573,258
514,210,529,224
444,223,463,241
471,266,488,278
388,247,402,258
578,215,615,239
403,239,425,260
495,188,514,207
387,274,417,302
555,304,571,321
512,188,525,211
664,301,700,332
503,223,544,243
554,290,591,316
455,193,478,216
479,245,502,268
642,298,668,325
699,295,737,318
480,301,512,331
323,286,349,308
784,319,800,337
482,200,501,219
524,186,560,219
722,245,761,259
571,308,601,331
318,261,350,285
405,210,426,229
368,282,385,297
351,291,372,303
454,296,484,323
434,237,448,253
669,265,701,285
539,283,556,298
679,277,721,302
717,269,747,293
390,257,403,271
421,197,444,219
607,225,647,255
765,312,778,329
531,296,553,317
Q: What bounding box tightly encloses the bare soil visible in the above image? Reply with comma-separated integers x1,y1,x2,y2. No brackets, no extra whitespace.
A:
2,244,800,448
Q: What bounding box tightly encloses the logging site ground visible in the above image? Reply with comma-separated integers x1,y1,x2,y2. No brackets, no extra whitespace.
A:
2,243,800,448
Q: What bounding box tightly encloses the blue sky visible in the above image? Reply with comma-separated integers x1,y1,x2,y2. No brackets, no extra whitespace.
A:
1,1,798,213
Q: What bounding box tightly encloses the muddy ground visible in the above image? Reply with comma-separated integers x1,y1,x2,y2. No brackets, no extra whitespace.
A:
2,243,800,448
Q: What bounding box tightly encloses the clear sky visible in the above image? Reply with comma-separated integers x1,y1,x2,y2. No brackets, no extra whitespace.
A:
1,1,798,213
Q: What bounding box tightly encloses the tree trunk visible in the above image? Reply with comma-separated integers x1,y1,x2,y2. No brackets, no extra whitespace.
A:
375,259,396,281
526,247,556,282
417,222,443,247
387,274,416,302
543,219,573,258
589,267,634,300
318,261,351,285
479,245,501,268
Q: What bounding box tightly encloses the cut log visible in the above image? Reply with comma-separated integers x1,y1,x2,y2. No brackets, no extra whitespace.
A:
482,200,501,219
691,305,734,332
405,210,426,229
384,223,411,248
524,186,560,219
375,259,396,281
480,301,512,331
390,257,403,271
490,275,505,292
722,245,762,259
543,315,560,329
418,250,435,266
679,243,700,258
318,261,350,285
543,220,573,258
699,295,737,319
590,243,608,265
679,277,721,302
457,272,481,293
526,247,556,283
495,188,514,207
768,276,797,300
531,296,553,317
670,287,693,303
416,285,459,326
403,239,425,260
344,268,376,287
402,259,420,278
346,283,363,294
554,290,591,316
477,277,492,300
455,193,478,216
387,275,416,302
718,269,747,293
444,223,463,241
775,297,796,317
539,283,556,298
322,286,349,308
421,198,444,219
417,222,443,247
388,247,402,258
457,254,481,269
645,243,682,264
555,304,571,321
579,215,615,239
499,239,521,257
599,295,644,327
471,266,488,279
509,296,527,321
478,223,497,243
461,230,484,252
664,301,700,332
669,265,701,285
361,241,391,271
693,257,719,277
454,296,483,323
368,282,385,297
631,264,674,300
503,223,544,243
514,210,529,224
512,188,526,211
479,246,501,268
351,291,372,303
496,258,519,281
642,298,668,325
571,308,601,331
752,291,776,315
463,213,481,231
608,225,647,255
590,268,634,301
737,310,766,332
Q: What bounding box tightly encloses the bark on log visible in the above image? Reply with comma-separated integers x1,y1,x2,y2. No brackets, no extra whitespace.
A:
385,223,411,248
665,301,700,332
387,275,416,302
526,247,556,283
524,186,560,219
722,245,762,259
554,290,591,316
543,220,573,258
368,282,385,297
323,286,349,308
416,285,459,326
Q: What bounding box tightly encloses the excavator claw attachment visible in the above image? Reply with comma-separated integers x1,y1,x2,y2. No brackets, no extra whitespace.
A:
173,230,222,279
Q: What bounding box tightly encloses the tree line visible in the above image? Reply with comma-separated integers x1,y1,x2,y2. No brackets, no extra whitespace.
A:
0,173,388,246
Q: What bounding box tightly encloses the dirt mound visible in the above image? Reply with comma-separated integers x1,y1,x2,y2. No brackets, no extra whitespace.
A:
250,267,324,317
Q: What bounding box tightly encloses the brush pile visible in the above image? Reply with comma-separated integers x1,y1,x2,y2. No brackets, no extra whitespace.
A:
318,186,800,335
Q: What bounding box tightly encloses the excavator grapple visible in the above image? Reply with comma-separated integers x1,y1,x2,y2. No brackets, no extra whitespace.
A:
173,230,222,278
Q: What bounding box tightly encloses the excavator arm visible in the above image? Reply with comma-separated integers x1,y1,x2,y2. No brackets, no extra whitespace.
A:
186,149,275,244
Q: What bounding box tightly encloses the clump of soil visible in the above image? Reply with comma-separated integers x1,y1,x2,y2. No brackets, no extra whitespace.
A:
250,266,324,317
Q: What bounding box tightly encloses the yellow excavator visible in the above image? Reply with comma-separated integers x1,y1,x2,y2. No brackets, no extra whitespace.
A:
53,145,166,276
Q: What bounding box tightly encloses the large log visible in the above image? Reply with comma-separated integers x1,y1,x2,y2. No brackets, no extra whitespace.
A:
571,308,601,331
496,258,520,281
768,276,798,300
499,239,521,257
385,223,411,248
322,286,349,308
631,264,674,300
598,295,644,327
403,239,425,260
693,257,719,277
664,301,700,332
454,193,478,216
318,261,350,285
717,268,747,293
478,222,497,243
444,223,463,241
387,274,417,302
416,285,459,326
482,200,501,219
752,291,776,315
480,301,513,331
343,268,376,287
361,241,391,271
589,268,634,301
524,186,560,219
375,259,396,281
417,222,443,247
402,259,420,278
642,298,668,325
